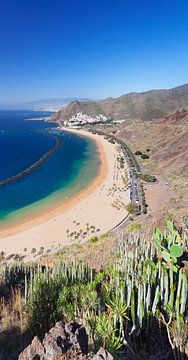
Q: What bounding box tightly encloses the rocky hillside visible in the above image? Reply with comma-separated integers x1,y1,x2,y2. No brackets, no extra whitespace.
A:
113,108,188,214
54,100,106,121
162,107,188,124
54,83,188,122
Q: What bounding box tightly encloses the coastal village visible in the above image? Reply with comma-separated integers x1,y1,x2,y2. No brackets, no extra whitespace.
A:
63,112,109,127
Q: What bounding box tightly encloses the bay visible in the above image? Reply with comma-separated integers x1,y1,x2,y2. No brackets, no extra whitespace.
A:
0,111,99,225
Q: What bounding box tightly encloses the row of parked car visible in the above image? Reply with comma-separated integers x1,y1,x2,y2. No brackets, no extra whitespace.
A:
120,148,141,207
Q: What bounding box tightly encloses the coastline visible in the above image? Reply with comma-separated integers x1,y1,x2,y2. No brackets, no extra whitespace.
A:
0,128,129,257
0,129,104,235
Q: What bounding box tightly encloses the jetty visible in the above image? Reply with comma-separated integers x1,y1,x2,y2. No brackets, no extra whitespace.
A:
0,134,62,188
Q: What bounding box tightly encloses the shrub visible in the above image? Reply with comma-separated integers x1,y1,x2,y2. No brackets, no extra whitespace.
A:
141,153,149,159
127,223,141,233
26,277,61,336
126,203,139,214
89,236,99,244
57,285,75,321
139,174,157,182
143,207,147,214
135,150,142,156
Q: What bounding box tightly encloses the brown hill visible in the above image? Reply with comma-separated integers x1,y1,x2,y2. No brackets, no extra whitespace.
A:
54,83,188,122
115,109,188,208
54,100,105,121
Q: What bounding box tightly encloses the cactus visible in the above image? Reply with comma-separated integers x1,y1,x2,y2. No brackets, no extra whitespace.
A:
170,244,183,258
153,222,185,272
0,222,187,358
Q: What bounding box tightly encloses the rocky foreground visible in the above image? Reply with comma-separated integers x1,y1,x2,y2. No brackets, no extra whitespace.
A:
19,322,113,360
18,321,175,360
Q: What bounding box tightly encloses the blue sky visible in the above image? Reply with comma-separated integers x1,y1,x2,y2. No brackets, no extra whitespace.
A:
0,0,188,102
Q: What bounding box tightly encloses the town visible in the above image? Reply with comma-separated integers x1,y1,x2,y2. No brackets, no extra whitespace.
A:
63,112,109,127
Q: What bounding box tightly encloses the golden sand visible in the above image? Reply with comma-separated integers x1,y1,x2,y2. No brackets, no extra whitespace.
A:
0,129,129,257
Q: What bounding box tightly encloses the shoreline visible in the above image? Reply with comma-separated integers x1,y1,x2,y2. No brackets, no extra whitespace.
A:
0,129,105,236
0,127,129,257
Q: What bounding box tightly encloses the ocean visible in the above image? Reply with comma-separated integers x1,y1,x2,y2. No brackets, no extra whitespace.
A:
0,111,100,227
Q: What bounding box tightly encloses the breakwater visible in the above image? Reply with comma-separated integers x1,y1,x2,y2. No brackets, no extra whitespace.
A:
0,134,62,188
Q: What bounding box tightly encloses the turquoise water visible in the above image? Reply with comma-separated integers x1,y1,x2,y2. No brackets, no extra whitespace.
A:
0,111,100,226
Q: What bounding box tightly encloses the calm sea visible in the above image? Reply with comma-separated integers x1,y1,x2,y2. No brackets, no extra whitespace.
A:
0,111,99,226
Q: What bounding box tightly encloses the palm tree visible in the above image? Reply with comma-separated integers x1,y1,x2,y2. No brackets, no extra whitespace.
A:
0,251,5,262
66,229,69,237
40,246,44,254
14,254,20,262
31,248,36,257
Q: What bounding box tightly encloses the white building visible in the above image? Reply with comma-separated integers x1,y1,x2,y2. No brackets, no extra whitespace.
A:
65,112,109,127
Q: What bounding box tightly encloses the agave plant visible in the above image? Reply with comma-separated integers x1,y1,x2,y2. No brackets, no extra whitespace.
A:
106,299,129,337
96,313,122,353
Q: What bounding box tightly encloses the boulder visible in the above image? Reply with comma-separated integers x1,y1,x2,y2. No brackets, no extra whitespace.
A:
42,322,67,359
18,336,45,360
69,325,88,355
18,322,113,360
19,322,89,360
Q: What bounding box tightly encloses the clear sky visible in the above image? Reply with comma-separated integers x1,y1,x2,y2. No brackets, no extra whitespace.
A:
0,0,188,102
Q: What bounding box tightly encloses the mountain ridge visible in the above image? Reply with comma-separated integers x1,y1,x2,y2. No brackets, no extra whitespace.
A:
54,83,188,122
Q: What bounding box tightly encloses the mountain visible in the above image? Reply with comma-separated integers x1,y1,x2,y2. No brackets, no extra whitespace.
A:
54,83,188,122
54,99,106,121
0,98,92,111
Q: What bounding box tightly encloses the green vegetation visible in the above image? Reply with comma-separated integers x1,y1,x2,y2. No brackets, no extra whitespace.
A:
135,150,142,155
141,153,150,159
135,150,151,162
127,222,141,233
0,251,5,262
27,277,61,335
140,183,147,214
0,222,187,359
153,221,184,272
139,173,157,182
31,248,36,256
89,236,99,244
126,202,139,214
117,156,124,168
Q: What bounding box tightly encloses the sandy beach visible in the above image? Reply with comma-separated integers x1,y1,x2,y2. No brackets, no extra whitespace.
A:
0,128,130,258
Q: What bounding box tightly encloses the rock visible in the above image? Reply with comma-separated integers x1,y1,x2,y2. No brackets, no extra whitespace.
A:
42,322,67,359
19,322,90,360
75,326,88,354
65,322,80,335
18,336,45,360
18,322,113,360
93,348,113,360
